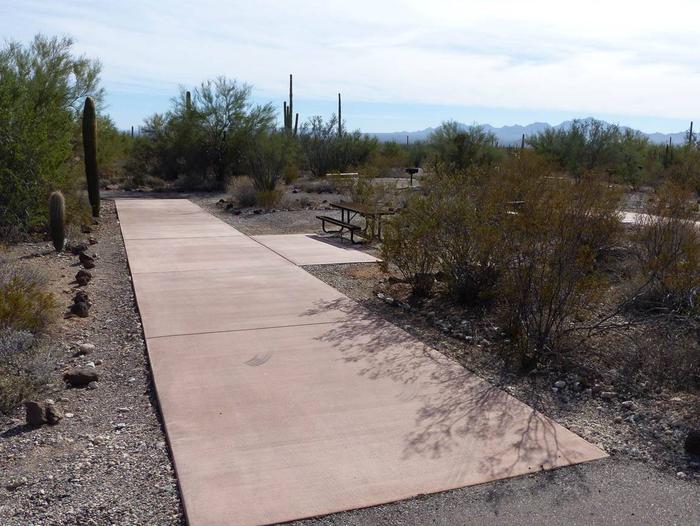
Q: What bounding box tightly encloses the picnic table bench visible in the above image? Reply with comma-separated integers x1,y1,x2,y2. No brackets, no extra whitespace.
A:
317,202,396,243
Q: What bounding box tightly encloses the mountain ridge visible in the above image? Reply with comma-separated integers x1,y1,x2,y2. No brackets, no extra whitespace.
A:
370,118,688,145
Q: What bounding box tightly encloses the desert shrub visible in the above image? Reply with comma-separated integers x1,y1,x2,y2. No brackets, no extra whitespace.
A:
299,115,377,177
428,121,502,172
0,260,57,333
228,177,257,207
381,195,440,297
496,171,621,366
381,151,621,366
127,78,275,190
631,182,700,313
529,118,654,185
283,161,300,184
255,190,282,209
0,35,103,235
0,329,53,414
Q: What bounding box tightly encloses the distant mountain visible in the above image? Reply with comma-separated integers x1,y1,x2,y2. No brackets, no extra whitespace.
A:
371,118,688,146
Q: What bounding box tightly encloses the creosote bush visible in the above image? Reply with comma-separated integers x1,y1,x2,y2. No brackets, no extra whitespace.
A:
631,182,700,313
382,151,621,366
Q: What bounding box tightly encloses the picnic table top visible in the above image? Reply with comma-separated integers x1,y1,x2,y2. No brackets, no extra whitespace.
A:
330,202,396,216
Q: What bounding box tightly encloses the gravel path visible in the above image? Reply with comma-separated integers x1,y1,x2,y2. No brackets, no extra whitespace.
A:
0,201,182,525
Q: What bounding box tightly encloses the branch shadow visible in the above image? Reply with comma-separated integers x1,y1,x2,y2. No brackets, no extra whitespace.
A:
302,298,587,481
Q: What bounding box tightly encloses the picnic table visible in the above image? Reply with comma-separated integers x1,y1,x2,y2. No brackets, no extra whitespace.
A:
316,202,396,243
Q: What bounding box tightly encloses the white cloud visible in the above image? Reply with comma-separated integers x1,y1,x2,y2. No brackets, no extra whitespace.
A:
3,0,700,124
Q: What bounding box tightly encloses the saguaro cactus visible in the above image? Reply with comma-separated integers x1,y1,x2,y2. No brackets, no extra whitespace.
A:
82,97,100,217
186,90,192,112
338,93,342,137
283,74,298,135
48,191,65,252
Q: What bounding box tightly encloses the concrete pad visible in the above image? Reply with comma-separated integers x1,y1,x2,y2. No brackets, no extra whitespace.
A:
147,318,607,526
123,236,274,274
132,267,356,338
115,198,608,526
253,234,380,265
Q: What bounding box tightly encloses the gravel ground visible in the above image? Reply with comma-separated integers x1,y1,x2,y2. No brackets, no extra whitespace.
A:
0,201,183,525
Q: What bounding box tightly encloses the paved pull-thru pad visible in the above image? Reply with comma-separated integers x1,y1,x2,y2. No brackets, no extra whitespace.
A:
116,199,607,526
252,233,380,265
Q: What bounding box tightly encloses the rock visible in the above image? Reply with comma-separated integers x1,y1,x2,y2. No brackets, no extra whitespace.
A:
65,413,74,418
253,209,262,214
72,290,90,306
75,269,92,286
115,423,127,430
677,471,688,479
600,391,617,400
69,242,88,255
79,253,95,269
63,368,99,387
613,416,623,424
85,361,96,368
685,430,700,456
5,477,28,490
554,381,566,389
70,301,90,318
45,401,63,425
24,401,48,427
621,400,635,410
75,342,95,356
80,224,92,234
88,235,98,245
87,381,99,390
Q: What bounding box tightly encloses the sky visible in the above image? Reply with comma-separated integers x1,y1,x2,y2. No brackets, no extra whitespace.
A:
2,0,699,134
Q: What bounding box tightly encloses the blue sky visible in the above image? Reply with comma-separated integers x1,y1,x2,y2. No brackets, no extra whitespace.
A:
2,0,698,134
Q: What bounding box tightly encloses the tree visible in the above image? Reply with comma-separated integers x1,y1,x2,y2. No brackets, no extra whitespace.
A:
0,35,102,234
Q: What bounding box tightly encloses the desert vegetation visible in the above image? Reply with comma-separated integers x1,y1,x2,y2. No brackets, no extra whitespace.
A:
1,32,699,488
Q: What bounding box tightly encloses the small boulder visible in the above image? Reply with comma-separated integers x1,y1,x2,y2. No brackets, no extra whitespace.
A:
686,429,700,456
554,381,567,389
75,269,92,286
73,291,90,306
69,242,88,255
24,400,48,427
79,253,95,269
81,224,92,234
74,342,95,356
88,236,98,245
63,368,99,388
70,301,90,318
45,401,63,425
600,391,617,400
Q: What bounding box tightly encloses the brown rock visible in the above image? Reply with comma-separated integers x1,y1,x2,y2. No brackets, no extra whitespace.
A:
73,290,90,306
63,368,99,387
79,253,95,269
75,269,92,286
81,224,92,234
88,236,98,245
70,301,90,318
24,400,47,427
69,242,88,255
45,401,63,425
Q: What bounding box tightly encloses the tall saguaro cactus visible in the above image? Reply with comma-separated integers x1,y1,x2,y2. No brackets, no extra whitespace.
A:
283,74,298,135
82,97,100,217
337,93,342,137
186,90,192,112
48,191,65,252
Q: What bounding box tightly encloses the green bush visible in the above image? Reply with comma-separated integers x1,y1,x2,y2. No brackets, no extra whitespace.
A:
299,115,377,177
0,35,103,235
127,78,275,190
428,121,503,172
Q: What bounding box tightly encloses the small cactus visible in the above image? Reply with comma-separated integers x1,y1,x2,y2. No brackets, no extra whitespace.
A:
48,191,65,252
82,97,100,217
